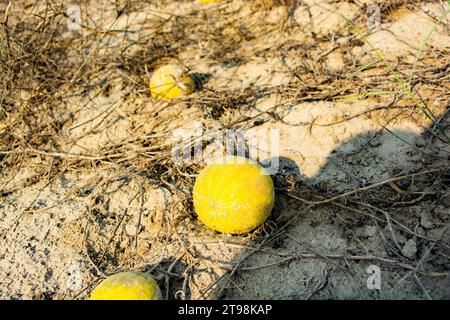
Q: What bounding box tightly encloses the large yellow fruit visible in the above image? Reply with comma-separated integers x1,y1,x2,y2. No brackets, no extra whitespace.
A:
193,156,275,234
150,64,195,100
90,272,162,300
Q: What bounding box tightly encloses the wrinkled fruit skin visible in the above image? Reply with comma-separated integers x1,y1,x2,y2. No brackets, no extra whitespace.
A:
193,156,275,234
90,272,162,300
199,0,223,3
150,64,195,100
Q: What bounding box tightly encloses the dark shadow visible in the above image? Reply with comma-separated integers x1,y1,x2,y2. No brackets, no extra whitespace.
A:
218,112,450,300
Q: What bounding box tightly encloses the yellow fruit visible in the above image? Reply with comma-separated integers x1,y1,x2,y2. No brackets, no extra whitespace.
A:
193,156,275,234
90,272,162,300
149,64,195,100
199,0,223,3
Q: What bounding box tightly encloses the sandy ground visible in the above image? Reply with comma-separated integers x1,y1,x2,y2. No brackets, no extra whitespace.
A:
1,0,450,299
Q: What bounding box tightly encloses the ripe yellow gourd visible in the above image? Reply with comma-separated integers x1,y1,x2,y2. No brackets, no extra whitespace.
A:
90,272,162,300
199,0,223,3
193,156,275,234
149,64,195,100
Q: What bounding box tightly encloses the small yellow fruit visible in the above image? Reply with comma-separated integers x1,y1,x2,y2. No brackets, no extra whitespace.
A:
193,156,275,234
90,272,162,300
199,0,223,3
149,64,195,100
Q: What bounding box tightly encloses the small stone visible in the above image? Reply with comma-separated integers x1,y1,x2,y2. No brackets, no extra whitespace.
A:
402,239,417,259
59,175,72,188
326,51,346,74
20,90,32,101
420,211,433,229
265,6,287,24
125,224,139,237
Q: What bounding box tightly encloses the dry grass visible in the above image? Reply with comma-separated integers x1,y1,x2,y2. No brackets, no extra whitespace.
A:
0,0,449,299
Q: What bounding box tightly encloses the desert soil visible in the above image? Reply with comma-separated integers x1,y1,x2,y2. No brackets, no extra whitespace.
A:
0,0,450,299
